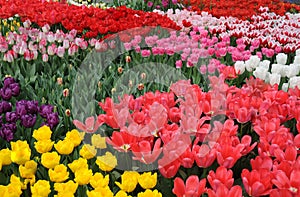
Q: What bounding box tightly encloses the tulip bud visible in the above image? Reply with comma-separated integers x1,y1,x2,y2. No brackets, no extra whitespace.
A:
140,73,146,79
65,109,71,117
117,67,123,74
125,56,131,63
57,78,63,85
138,83,144,91
63,89,69,97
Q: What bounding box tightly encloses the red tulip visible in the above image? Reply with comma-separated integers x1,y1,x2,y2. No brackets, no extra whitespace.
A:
131,138,162,164
216,138,244,168
106,131,139,152
272,170,300,196
172,175,206,197
242,169,273,197
207,166,234,191
193,144,216,168
250,155,273,171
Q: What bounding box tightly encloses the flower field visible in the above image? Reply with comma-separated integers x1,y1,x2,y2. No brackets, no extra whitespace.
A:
1,0,300,196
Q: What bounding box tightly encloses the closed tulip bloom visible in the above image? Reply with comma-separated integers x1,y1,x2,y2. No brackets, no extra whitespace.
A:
49,164,69,183
74,168,93,185
32,125,52,141
96,152,117,172
89,172,109,189
234,61,245,74
54,139,74,155
10,140,31,165
276,53,288,65
138,172,157,189
41,152,60,169
79,144,96,159
68,158,88,173
31,180,51,197
269,73,281,86
19,160,37,179
115,171,140,192
65,129,82,147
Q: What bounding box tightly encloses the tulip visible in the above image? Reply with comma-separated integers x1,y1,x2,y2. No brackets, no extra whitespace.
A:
172,175,206,197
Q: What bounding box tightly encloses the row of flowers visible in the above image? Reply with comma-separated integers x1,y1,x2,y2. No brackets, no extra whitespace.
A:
0,0,180,38
155,7,300,53
185,0,300,19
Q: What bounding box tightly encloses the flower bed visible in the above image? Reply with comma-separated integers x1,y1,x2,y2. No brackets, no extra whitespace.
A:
0,0,300,196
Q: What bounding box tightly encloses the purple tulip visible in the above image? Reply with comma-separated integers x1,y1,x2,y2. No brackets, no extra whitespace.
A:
16,100,27,117
0,87,12,100
26,100,38,114
39,104,54,118
10,83,20,97
0,101,12,114
20,114,36,128
5,111,18,122
46,112,59,128
0,123,16,142
3,77,16,88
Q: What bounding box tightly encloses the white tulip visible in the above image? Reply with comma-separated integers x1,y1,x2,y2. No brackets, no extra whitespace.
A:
286,64,300,78
281,65,289,77
294,56,300,64
253,67,268,80
234,61,246,74
276,53,288,65
289,76,300,89
259,60,270,70
269,73,281,86
271,64,283,75
249,55,260,68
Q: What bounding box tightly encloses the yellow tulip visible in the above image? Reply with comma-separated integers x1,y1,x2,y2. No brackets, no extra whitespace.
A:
68,157,88,173
74,168,93,185
115,171,140,193
138,172,157,189
41,152,60,169
54,139,74,155
66,129,82,147
34,140,54,153
89,172,109,189
19,160,37,179
0,149,11,170
31,180,51,197
49,164,69,183
91,134,107,149
32,125,52,141
79,144,97,159
8,175,23,195
10,140,31,165
96,152,117,172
